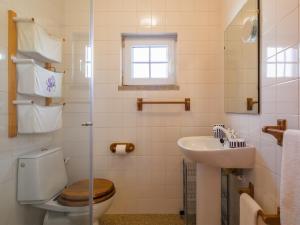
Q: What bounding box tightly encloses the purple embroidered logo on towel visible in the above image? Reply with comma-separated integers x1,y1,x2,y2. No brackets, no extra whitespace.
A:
46,76,56,92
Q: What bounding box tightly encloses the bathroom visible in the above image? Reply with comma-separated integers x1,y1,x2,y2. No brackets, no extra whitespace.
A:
0,0,299,224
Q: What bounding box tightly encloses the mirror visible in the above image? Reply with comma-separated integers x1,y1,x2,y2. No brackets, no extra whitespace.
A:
224,0,259,114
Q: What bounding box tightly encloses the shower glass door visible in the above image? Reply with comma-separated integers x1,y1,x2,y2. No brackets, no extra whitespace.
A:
63,0,94,224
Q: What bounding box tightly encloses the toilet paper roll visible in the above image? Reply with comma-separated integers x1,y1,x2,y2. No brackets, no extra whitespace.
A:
115,144,127,155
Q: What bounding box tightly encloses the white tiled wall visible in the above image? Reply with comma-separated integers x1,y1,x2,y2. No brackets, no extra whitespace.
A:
0,1,64,224
222,0,247,28
52,0,92,187
224,0,299,213
61,0,224,214
4,0,289,220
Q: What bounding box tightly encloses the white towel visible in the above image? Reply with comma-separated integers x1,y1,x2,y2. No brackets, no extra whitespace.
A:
240,193,262,225
281,129,300,225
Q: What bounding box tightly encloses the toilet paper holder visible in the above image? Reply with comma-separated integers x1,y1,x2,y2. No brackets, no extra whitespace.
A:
110,143,135,153
239,182,281,225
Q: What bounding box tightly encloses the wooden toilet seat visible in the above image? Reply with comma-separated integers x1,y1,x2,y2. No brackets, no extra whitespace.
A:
57,178,115,207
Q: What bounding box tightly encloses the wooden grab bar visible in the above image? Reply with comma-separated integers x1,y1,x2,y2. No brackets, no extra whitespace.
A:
262,119,287,146
137,98,190,111
258,208,281,225
239,182,281,225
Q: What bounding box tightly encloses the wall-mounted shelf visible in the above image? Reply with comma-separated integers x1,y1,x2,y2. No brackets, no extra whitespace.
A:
137,98,191,111
262,119,287,146
13,101,64,134
7,10,64,137
15,17,63,63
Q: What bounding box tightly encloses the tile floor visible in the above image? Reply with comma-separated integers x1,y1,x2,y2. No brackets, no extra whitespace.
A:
98,214,184,225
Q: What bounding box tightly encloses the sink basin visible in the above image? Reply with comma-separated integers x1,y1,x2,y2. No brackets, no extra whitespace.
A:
177,136,255,168
177,136,255,225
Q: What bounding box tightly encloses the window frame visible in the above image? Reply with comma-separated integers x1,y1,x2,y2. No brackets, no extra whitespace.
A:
122,34,177,86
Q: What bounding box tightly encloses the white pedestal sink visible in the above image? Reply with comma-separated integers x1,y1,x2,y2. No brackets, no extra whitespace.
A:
177,136,255,225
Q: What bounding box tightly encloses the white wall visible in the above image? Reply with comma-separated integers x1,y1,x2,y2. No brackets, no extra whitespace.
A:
4,0,288,220
62,0,224,214
52,0,92,185
224,0,299,213
0,0,64,224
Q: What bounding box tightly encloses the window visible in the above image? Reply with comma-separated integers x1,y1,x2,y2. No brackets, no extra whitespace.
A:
122,33,177,86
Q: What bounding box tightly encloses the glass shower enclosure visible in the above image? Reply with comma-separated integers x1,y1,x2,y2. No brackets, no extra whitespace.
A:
7,0,95,224
62,0,94,224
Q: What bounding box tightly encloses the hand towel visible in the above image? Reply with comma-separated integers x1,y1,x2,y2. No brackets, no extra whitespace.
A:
240,193,262,225
281,129,300,225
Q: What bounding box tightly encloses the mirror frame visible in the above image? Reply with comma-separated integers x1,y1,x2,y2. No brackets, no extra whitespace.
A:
224,0,260,114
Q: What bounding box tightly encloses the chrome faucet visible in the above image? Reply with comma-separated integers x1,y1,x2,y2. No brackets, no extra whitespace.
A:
213,125,237,142
213,125,246,148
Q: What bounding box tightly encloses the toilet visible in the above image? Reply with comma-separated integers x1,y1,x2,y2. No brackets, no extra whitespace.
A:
17,147,115,225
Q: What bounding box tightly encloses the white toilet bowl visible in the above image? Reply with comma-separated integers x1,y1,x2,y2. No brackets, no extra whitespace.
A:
36,194,114,225
17,148,115,225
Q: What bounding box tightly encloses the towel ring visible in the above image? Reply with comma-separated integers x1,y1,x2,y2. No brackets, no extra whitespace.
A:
239,182,281,225
257,208,280,225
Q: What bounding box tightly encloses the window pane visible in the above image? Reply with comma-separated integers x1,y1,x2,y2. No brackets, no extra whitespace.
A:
151,46,168,62
132,63,149,78
132,47,149,62
151,63,168,78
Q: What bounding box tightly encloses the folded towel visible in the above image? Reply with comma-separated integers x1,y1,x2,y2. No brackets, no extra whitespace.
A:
281,129,300,225
240,193,262,225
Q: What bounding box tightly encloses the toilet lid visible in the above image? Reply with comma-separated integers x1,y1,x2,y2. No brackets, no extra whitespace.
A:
60,178,115,201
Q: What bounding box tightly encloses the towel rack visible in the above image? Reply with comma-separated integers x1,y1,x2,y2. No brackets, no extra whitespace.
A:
238,182,254,198
13,17,34,22
13,100,66,106
239,182,281,225
262,119,287,146
137,98,191,111
11,56,35,64
258,208,280,225
12,57,65,74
